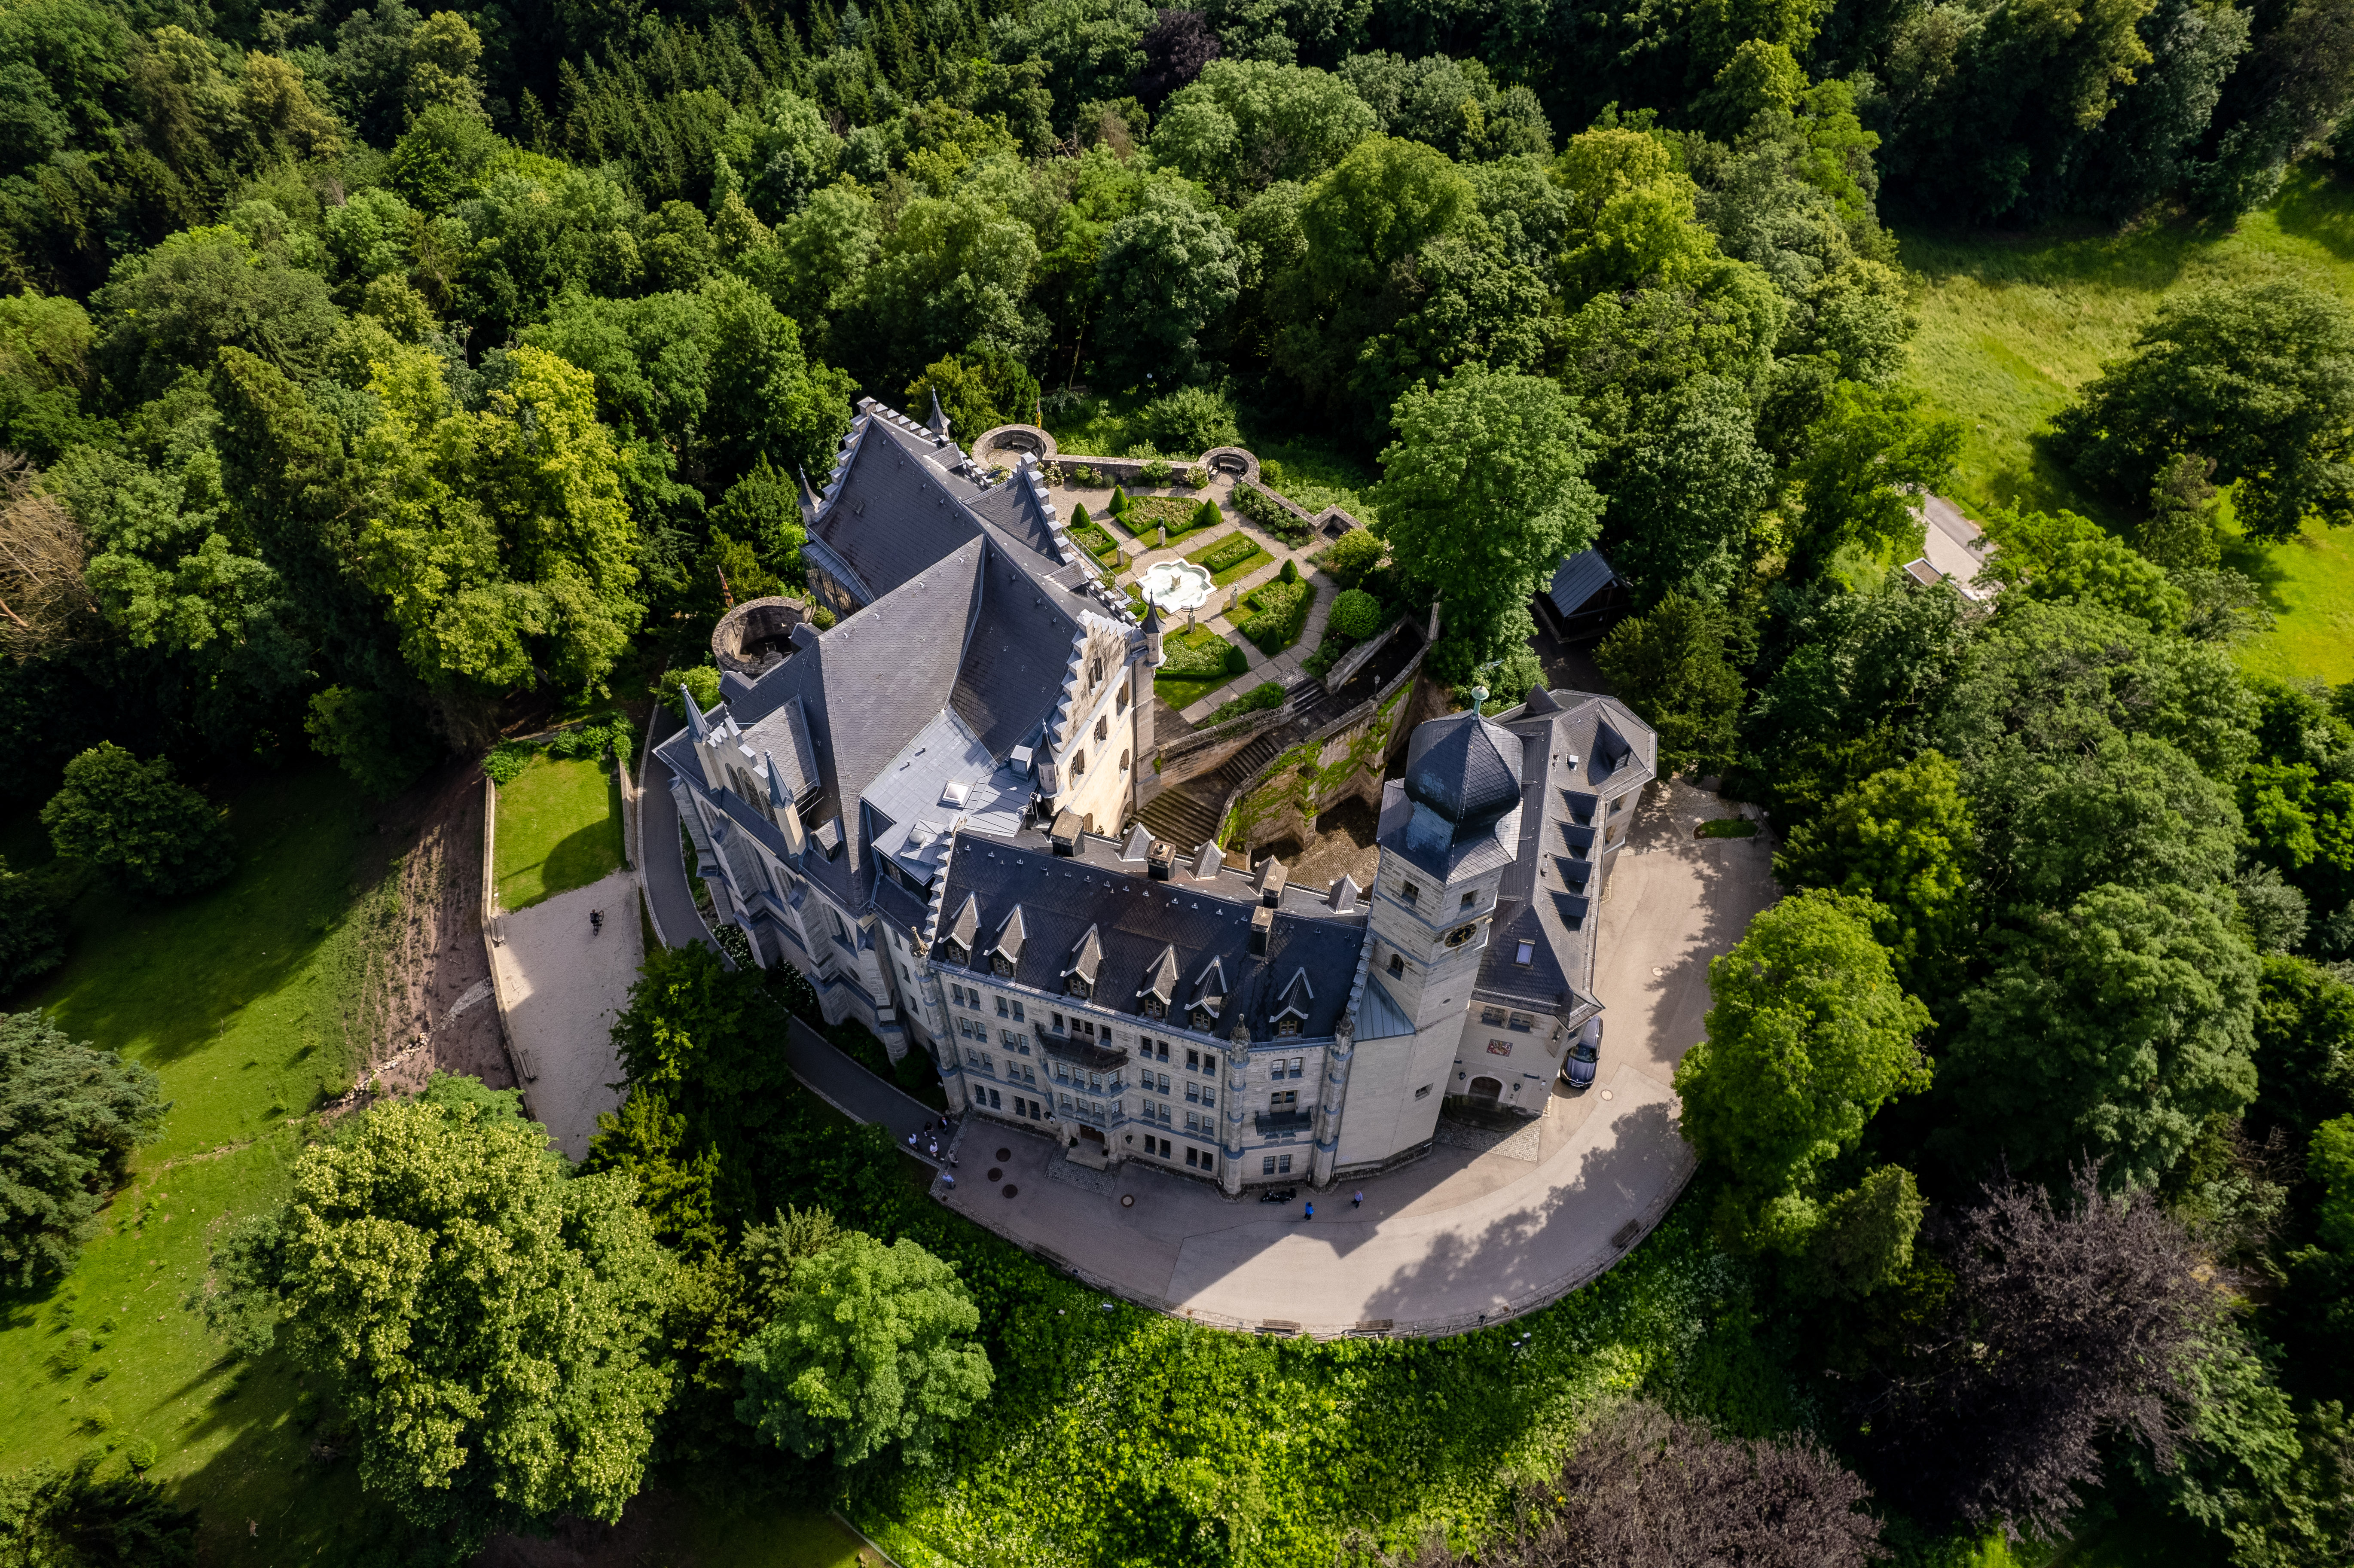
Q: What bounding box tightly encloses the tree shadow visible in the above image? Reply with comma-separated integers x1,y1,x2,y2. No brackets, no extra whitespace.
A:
2267,165,2354,261
511,819,622,910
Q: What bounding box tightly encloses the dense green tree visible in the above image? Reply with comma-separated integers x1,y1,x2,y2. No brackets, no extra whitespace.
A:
1788,382,1963,576
2250,955,2354,1139
1337,51,1550,160
904,348,1041,445
304,684,443,799
2053,279,2354,543
41,741,232,894
734,1230,993,1468
1152,58,1377,201
0,1455,199,1567
0,1012,165,1287
837,186,1040,391
1138,382,1242,452
208,1076,671,1549
1600,374,1773,607
1941,882,2258,1187
1775,750,1975,999
1594,592,1749,777
1970,732,2241,913
2135,452,2224,570
92,227,342,405
1674,889,1933,1251
1094,184,1240,383
1795,1162,1927,1300
1369,364,1598,677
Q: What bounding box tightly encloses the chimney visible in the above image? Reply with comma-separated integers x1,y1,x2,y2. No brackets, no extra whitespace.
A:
1148,839,1176,880
1050,808,1082,856
1249,906,1273,956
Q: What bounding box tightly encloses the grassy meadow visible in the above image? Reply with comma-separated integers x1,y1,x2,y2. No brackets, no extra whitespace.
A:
1898,164,2354,684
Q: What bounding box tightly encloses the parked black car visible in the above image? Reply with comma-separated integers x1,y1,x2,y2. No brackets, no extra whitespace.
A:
1562,1017,1602,1091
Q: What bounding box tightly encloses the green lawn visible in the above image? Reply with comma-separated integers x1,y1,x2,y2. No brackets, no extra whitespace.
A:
494,752,624,911
1899,163,2354,683
1251,435,1382,527
1153,625,1242,711
0,765,409,1566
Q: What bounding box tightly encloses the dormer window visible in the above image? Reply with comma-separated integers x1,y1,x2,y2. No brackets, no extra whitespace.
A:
941,940,968,966
1275,1016,1301,1036
1514,940,1535,965
1067,975,1092,999
1191,1007,1213,1031
992,954,1014,977
1141,996,1166,1020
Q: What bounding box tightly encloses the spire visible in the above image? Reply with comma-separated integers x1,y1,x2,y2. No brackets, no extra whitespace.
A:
682,683,711,743
928,388,952,443
796,464,820,526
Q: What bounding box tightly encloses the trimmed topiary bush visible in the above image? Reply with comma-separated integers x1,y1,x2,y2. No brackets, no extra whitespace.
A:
1191,498,1220,532
1279,558,1298,583
1224,641,1250,676
1109,486,1130,515
1329,588,1385,641
1322,527,1385,588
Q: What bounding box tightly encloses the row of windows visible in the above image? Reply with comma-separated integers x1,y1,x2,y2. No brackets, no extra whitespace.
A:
1479,1007,1539,1032
1138,1137,1216,1173
972,1087,1046,1120
963,1048,1041,1085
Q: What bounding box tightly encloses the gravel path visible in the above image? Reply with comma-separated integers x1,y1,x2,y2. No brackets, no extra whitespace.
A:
493,867,641,1158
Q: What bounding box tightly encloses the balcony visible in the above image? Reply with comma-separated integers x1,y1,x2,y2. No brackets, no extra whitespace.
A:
1253,1110,1313,1136
1035,1020,1130,1072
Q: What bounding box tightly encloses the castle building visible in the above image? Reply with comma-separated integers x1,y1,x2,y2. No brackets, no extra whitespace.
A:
655,399,1657,1193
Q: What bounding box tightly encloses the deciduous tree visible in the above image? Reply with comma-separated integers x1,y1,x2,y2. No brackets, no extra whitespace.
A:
734,1230,993,1467
40,741,232,894
1775,750,1975,1000
1594,592,1749,777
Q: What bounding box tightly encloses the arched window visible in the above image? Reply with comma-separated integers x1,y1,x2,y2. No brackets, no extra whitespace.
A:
1089,657,1103,685
1119,749,1130,774
1095,716,1108,742
1072,750,1087,777
1116,683,1130,714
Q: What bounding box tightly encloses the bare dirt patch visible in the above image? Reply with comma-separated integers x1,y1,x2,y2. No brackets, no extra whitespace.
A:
351,760,514,1097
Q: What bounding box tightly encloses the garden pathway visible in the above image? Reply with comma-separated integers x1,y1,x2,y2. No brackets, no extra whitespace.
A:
934,778,1780,1335
493,866,641,1159
1045,472,1341,724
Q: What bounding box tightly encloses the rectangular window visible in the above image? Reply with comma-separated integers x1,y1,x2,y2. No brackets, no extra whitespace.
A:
1415,1084,1432,1100
1186,1048,1200,1072
1278,1154,1293,1174
1460,890,1477,908
1160,1103,1173,1123
1186,1110,1200,1131
988,1088,1002,1108
996,996,1008,1016
1186,1082,1200,1104
1611,796,1626,814
1052,1012,1065,1032
1481,1006,1506,1026
1400,880,1420,906
1263,1156,1276,1175
951,984,965,1006
1204,1051,1218,1073
1003,1031,1022,1048
1059,1092,1072,1109
1012,1001,1024,1022
1508,1012,1536,1033
1203,1089,1215,1109
1514,940,1536,965
1271,1090,1298,1111
981,1053,994,1073
1288,1056,1304,1076
1388,953,1405,978
1186,1147,1200,1168
965,1049,981,1067
1157,1072,1171,1093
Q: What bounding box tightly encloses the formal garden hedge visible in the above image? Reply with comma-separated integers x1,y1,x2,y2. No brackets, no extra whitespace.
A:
1237,570,1316,655
1233,481,1316,545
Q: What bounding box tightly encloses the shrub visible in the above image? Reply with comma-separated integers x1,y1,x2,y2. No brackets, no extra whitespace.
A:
305,685,442,798
1279,557,1298,583
1141,384,1242,454
1069,464,1102,487
0,859,67,993
1329,588,1385,641
1208,681,1285,723
660,664,724,719
1224,641,1251,676
1110,486,1130,514
1322,526,1385,588
1233,481,1308,541
482,741,536,786
1191,498,1220,532
812,605,837,630
1140,456,1175,486
1194,533,1262,574
41,744,234,897
1182,464,1208,488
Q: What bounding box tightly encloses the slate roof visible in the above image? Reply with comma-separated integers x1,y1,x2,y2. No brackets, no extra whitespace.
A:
1546,548,1618,616
933,833,1369,1046
1404,710,1526,823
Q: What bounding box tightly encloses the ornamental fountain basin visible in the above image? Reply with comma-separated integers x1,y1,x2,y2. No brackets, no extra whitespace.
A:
1139,559,1214,614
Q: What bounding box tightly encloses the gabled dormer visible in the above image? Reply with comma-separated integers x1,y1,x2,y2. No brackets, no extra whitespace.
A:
1189,955,1228,1032
1271,967,1314,1036
940,893,978,967
988,906,1026,978
1063,924,1102,999
1138,943,1179,1020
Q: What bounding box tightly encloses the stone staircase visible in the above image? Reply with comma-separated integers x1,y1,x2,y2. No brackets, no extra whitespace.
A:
1133,681,1340,850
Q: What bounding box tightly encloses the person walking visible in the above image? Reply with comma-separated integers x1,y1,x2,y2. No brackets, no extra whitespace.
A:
1303,1200,1314,1221
1352,1189,1363,1209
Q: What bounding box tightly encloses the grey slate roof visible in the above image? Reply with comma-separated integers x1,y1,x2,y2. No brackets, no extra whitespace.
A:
1405,711,1525,823
1546,548,1618,615
934,833,1369,1045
